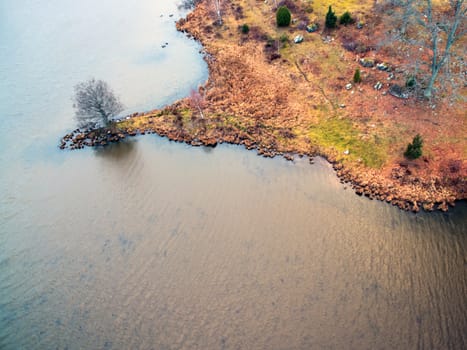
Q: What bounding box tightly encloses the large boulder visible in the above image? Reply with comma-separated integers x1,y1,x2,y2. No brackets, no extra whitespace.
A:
389,84,409,99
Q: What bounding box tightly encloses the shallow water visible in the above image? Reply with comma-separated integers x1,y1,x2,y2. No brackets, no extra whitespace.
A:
0,1,466,349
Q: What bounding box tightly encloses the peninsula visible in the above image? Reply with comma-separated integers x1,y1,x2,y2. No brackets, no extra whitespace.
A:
61,0,466,212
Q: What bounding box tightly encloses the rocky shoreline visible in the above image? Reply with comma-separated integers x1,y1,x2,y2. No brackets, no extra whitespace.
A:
60,118,460,213
60,0,465,213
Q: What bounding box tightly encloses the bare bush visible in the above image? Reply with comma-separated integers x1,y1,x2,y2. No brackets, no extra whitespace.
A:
188,88,206,119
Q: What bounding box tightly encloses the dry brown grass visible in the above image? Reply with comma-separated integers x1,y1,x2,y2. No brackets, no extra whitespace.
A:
115,0,466,208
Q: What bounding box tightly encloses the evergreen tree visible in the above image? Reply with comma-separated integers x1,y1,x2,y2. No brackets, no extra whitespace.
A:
404,134,423,159
276,6,291,27
325,6,337,29
339,11,354,25
353,68,362,83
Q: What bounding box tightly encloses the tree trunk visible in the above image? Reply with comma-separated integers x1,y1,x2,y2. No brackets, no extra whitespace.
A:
214,0,222,25
197,106,205,119
424,66,439,99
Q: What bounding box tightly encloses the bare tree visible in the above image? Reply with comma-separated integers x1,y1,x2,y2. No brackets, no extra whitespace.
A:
188,88,205,119
180,0,222,24
421,0,466,98
398,0,417,36
73,79,124,128
210,0,223,25
178,0,202,10
389,0,466,98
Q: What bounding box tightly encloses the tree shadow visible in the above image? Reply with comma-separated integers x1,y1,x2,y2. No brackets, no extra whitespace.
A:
93,139,137,162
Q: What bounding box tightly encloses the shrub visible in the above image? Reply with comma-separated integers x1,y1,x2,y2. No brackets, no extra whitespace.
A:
276,6,291,27
241,23,250,34
405,75,416,88
339,11,354,25
404,134,423,159
325,6,337,29
353,68,362,83
265,35,276,48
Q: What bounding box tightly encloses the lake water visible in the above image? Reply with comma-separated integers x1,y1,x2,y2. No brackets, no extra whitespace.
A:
0,1,466,349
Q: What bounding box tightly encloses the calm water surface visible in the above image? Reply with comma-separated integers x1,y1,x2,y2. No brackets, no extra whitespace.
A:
0,1,466,349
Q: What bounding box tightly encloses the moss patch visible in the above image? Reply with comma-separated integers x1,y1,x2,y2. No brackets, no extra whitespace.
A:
308,117,388,168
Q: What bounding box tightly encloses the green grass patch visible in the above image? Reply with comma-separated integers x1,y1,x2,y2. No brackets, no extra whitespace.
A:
223,115,251,132
308,117,388,168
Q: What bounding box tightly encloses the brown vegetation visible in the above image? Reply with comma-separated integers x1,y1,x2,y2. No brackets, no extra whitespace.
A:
62,0,466,212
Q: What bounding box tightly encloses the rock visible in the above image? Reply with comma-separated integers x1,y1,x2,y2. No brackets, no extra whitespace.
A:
438,202,448,212
389,84,409,99
345,83,353,90
203,138,218,147
294,35,304,44
423,202,434,211
356,21,364,29
306,23,319,33
359,58,375,68
376,62,389,71
374,81,383,90
339,103,346,108
343,149,349,155
75,133,86,141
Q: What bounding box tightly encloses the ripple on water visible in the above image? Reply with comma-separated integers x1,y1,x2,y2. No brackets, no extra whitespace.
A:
0,0,466,349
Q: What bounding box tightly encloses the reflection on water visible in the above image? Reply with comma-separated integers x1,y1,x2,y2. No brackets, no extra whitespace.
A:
0,0,466,349
94,140,138,161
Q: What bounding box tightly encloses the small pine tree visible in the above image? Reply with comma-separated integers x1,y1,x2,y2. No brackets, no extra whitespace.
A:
276,6,291,27
405,75,416,88
404,134,423,159
325,6,337,29
339,11,354,25
241,23,250,34
353,68,362,83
